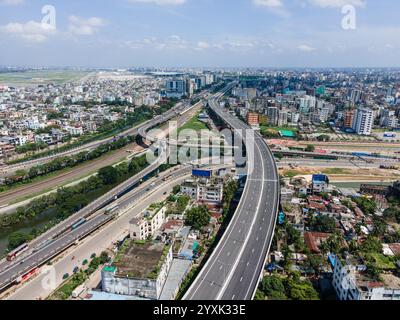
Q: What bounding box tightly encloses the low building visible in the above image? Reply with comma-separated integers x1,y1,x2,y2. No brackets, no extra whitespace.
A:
101,241,173,300
129,206,166,241
180,178,224,206
304,232,331,254
332,255,400,300
360,184,389,197
35,133,53,145
312,174,330,193
281,188,295,204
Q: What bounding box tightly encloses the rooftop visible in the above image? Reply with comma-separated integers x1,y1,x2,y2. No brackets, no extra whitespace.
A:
113,241,168,279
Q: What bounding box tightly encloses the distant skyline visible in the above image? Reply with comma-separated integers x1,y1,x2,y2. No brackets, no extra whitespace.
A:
0,0,399,68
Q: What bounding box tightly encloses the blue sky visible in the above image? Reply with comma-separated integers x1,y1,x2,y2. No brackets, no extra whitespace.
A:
0,0,399,68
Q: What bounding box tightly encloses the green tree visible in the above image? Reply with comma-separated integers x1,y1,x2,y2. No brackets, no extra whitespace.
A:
305,255,323,275
172,185,181,195
309,215,336,233
8,232,31,251
354,197,377,215
360,236,382,253
185,206,211,230
261,274,286,297
285,272,320,300
305,144,316,152
98,166,120,185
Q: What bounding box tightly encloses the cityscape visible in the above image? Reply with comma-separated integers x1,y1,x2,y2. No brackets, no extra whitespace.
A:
0,0,399,306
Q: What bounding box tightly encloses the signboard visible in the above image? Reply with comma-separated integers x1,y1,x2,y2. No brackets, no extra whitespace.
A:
192,169,212,178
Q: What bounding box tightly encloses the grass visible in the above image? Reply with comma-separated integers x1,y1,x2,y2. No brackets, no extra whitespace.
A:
1,144,132,203
321,168,352,175
48,271,88,300
283,169,313,178
0,70,89,86
366,253,397,270
178,112,209,134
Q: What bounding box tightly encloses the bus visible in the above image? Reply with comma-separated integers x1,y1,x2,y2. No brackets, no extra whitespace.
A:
105,204,119,215
71,218,87,230
7,243,29,261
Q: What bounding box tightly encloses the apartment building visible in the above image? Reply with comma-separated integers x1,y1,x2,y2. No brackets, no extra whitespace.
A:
129,206,166,241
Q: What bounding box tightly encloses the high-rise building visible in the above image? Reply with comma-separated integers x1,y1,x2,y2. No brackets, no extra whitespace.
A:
246,112,259,126
165,79,187,98
165,78,194,98
349,89,363,104
278,109,288,127
353,108,374,135
267,107,279,126
344,110,356,129
298,95,316,113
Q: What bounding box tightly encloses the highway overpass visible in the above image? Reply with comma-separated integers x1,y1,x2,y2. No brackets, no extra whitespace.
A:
184,84,280,300
0,99,203,292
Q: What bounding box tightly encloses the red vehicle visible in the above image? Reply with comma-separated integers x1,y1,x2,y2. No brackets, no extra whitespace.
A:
7,243,29,261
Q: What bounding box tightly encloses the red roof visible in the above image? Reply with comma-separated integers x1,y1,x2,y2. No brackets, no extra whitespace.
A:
304,232,332,253
308,202,326,211
388,243,400,256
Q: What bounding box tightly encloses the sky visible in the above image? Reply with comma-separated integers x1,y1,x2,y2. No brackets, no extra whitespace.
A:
0,0,399,68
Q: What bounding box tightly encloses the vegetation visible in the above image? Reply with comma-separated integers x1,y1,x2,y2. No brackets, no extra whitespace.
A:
316,134,331,142
185,206,211,230
308,215,337,233
1,155,149,252
178,112,209,133
2,136,135,191
222,180,238,216
305,144,316,152
384,205,400,223
353,197,377,215
48,251,110,300
256,272,319,301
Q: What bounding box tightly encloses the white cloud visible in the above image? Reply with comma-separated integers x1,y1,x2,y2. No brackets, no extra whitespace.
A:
68,16,106,36
253,0,284,7
307,0,365,8
0,20,55,43
0,0,24,6
253,0,290,17
196,41,210,49
297,44,316,52
126,0,186,5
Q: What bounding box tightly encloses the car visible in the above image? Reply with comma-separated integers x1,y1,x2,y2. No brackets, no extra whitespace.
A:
163,192,167,195
63,273,69,280
73,267,79,274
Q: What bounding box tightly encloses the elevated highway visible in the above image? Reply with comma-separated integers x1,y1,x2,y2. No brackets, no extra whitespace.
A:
184,84,280,300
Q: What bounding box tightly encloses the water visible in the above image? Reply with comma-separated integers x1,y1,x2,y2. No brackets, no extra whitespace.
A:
0,208,59,256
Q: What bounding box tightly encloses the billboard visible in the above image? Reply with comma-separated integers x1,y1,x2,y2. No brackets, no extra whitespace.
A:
192,169,212,178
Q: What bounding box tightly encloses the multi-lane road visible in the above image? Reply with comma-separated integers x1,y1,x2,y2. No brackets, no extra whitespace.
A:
0,83,280,299
0,164,194,297
0,97,198,178
5,167,195,300
0,98,204,292
184,85,280,300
